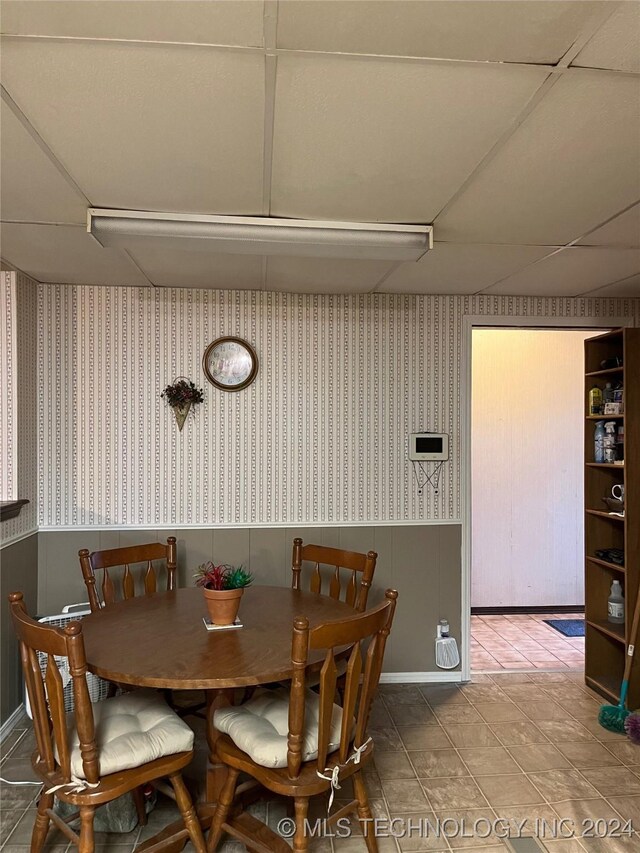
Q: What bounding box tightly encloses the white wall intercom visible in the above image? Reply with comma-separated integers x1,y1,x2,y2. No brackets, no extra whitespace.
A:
408,432,449,462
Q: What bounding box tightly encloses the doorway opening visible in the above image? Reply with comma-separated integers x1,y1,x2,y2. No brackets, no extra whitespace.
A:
470,328,595,674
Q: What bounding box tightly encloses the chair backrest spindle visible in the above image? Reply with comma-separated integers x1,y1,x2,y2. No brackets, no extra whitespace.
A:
287,616,309,779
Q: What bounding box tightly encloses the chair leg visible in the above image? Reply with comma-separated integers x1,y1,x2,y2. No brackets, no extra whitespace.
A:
30,790,53,853
132,785,148,827
206,767,239,853
169,773,206,853
78,805,95,853
292,797,310,853
352,771,378,853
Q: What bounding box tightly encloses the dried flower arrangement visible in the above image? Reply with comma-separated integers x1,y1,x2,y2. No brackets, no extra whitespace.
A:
161,378,204,430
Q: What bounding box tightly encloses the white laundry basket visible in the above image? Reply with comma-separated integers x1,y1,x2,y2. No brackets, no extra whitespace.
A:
24,602,111,719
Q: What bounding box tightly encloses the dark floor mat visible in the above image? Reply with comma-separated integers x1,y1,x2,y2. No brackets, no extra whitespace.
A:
543,619,585,637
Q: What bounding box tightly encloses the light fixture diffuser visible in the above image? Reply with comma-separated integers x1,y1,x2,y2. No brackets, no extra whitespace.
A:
88,210,433,262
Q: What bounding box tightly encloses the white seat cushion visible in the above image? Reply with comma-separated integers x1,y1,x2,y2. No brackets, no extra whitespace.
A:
66,689,194,779
213,687,343,769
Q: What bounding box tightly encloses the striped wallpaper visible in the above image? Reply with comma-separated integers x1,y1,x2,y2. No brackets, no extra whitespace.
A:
37,286,637,529
1,273,16,506
1,271,38,544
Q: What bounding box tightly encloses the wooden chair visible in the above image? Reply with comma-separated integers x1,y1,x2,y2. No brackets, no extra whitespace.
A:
8,591,206,853
78,538,177,611
292,538,378,612
208,588,398,853
79,538,205,717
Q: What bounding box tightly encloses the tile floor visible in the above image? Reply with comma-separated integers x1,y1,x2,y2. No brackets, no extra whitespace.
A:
471,613,585,672
2,671,638,852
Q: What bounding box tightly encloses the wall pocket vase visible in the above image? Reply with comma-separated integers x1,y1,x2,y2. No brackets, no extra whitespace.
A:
172,402,191,432
160,377,204,432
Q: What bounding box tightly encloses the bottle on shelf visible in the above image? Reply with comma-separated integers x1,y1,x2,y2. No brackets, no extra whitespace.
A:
589,385,603,415
616,424,624,462
608,580,625,625
604,382,614,405
594,420,605,463
604,421,617,463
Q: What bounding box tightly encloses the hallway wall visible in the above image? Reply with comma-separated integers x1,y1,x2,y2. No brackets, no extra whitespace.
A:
472,328,592,608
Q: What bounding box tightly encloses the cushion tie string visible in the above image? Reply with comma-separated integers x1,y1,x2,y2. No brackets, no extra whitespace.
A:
46,776,100,795
317,764,341,812
316,737,372,812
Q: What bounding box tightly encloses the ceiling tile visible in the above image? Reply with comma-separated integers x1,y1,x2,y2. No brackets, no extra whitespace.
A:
583,274,640,298
271,55,548,223
1,1,265,46
1,99,87,224
0,223,150,285
266,256,393,293
578,204,640,248
482,247,640,297
1,39,265,214
436,69,640,246
128,245,263,289
572,3,640,73
277,1,608,64
380,243,554,294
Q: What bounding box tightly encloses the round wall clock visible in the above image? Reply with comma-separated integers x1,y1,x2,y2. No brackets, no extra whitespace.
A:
202,336,258,391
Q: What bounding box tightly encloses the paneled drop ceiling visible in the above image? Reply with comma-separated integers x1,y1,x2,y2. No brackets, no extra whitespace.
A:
1,0,639,297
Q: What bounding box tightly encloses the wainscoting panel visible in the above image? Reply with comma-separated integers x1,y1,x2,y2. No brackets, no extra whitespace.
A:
37,523,462,675
1,533,38,725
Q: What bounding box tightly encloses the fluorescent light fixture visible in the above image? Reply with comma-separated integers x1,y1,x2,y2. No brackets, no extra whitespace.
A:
88,209,433,262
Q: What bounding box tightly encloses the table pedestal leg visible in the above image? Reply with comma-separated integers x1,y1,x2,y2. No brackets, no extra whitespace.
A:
205,688,233,805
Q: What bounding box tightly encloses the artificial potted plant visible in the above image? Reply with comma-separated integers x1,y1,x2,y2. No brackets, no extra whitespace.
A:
161,377,204,431
194,562,253,625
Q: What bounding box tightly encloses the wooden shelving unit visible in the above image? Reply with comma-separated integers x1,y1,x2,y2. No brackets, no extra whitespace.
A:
584,328,640,708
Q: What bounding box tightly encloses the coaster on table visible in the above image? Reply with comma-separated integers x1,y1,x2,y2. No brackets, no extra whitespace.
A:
203,617,243,632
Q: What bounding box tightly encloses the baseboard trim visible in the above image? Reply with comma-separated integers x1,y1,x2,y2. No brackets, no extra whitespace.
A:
0,703,26,739
472,605,584,615
380,671,463,684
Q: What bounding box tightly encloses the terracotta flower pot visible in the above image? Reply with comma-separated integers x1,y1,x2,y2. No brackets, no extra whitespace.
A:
202,587,244,625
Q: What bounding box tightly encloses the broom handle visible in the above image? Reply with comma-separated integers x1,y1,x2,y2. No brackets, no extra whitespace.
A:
622,581,640,686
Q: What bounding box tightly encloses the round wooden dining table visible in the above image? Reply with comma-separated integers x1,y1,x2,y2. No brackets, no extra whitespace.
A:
82,585,354,690
81,585,355,849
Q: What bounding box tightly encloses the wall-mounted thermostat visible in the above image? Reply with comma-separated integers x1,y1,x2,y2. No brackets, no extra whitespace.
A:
409,433,449,462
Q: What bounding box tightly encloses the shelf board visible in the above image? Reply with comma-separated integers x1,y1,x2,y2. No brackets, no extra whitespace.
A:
585,463,624,469
585,509,625,522
585,414,624,420
585,674,620,704
586,619,625,644
586,556,626,574
585,366,624,377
